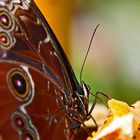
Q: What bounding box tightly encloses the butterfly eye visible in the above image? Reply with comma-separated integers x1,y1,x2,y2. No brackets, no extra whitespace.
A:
0,10,13,30
8,68,31,101
0,32,11,49
22,131,36,140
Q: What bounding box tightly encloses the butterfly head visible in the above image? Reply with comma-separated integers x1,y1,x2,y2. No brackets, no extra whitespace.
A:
81,81,90,100
75,81,90,116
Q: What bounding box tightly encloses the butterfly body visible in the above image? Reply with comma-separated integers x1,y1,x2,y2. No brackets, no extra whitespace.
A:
0,0,91,140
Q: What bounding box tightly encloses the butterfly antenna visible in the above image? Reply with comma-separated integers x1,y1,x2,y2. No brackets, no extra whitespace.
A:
79,24,100,83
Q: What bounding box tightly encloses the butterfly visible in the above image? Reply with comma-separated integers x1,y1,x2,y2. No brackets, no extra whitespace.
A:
0,0,99,140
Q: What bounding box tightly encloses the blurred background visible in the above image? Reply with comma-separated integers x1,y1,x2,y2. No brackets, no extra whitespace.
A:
35,0,140,104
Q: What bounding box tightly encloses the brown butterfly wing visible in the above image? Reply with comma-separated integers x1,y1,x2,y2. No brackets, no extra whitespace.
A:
0,64,19,140
0,0,81,140
0,0,66,89
0,62,68,140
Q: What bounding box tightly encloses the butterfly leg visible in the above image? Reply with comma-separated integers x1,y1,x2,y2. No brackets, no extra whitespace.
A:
88,91,111,116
